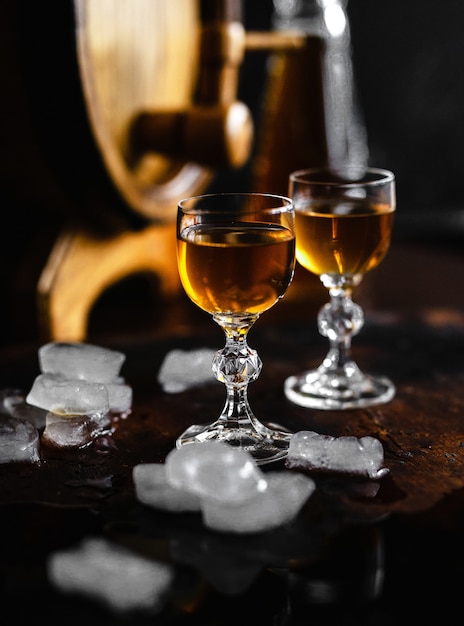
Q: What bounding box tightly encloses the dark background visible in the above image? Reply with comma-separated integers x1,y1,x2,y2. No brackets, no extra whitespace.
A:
1,0,463,348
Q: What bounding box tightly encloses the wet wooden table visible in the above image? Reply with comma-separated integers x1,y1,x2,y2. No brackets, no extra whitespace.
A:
0,241,463,625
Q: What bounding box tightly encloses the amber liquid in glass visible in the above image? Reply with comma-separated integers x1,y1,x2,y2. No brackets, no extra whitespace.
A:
294,200,395,277
177,223,295,315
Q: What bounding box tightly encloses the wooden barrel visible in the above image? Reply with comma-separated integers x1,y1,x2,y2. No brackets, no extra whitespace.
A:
0,0,247,234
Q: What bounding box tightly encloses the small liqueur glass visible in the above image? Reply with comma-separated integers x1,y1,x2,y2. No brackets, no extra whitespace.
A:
284,167,396,410
176,192,296,464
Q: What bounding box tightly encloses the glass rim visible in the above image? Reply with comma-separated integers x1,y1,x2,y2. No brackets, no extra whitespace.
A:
178,192,293,212
289,167,395,188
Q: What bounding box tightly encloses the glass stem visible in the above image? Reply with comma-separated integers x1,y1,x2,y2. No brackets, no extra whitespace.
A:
212,314,262,429
221,380,252,424
318,281,364,373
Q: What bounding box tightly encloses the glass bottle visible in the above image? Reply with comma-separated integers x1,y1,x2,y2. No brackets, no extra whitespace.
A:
252,0,368,195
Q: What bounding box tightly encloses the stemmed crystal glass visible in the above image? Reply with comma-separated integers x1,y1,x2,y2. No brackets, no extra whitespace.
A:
284,168,396,410
176,193,296,464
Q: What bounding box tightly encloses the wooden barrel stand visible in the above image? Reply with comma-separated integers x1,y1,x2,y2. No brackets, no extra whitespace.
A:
33,0,252,342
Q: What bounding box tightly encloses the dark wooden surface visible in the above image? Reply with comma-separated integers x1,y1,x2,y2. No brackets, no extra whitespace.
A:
1,241,464,624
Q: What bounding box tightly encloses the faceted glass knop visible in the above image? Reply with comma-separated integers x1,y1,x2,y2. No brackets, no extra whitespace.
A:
212,343,262,386
318,296,364,340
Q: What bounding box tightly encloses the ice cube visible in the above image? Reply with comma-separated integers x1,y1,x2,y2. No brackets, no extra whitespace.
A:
39,341,125,383
0,388,47,429
133,463,202,512
286,430,388,479
0,414,40,463
47,536,174,613
201,471,315,534
157,348,216,393
165,441,267,503
26,374,109,417
106,380,132,414
41,411,110,448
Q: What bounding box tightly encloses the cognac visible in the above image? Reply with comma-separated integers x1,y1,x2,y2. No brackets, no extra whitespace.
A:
294,201,394,277
177,223,295,315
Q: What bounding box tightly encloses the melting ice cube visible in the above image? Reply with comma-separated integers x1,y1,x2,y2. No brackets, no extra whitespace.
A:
21,342,132,451
48,537,174,613
133,463,202,512
0,414,40,463
165,441,267,503
286,430,388,479
135,442,317,534
201,471,316,534
157,348,216,393
35,342,132,415
41,411,110,448
0,388,47,429
39,342,125,383
26,374,109,417
106,380,132,414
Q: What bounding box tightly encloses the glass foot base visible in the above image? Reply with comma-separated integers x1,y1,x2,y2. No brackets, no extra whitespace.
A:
284,368,395,410
176,420,292,465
